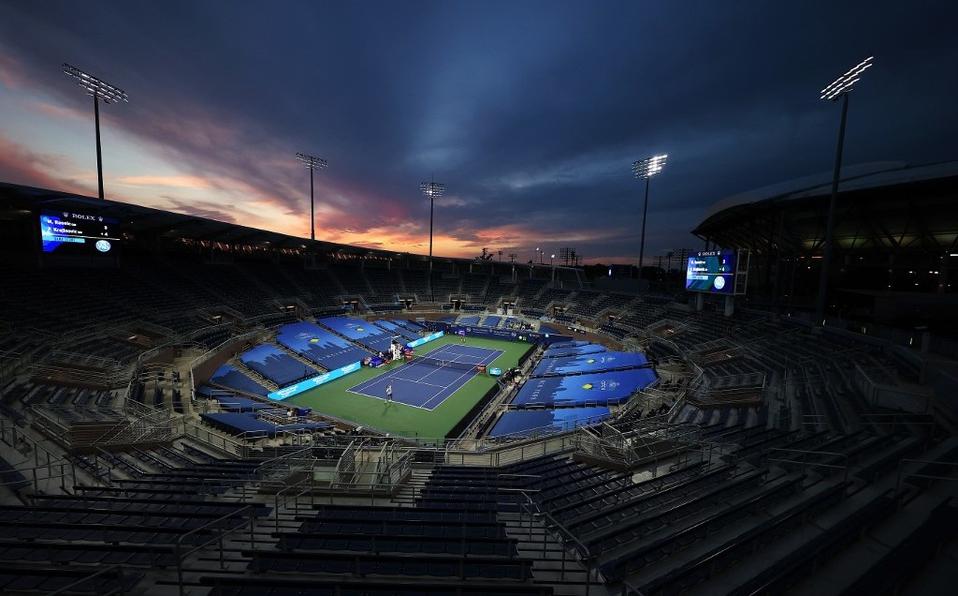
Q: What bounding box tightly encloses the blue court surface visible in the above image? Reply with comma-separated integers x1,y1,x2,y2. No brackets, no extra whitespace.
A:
347,344,504,410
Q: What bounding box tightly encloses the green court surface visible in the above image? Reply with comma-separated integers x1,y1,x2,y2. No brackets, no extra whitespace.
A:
285,334,532,439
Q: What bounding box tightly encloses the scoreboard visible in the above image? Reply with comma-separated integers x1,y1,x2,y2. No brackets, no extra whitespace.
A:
39,210,120,257
685,249,749,295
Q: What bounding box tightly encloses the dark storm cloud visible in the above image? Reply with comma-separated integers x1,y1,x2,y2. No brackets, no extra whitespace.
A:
1,0,956,262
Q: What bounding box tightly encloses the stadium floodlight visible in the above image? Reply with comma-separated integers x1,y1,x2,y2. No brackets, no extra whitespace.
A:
295,152,328,241
420,179,445,301
62,63,128,200
819,56,872,101
815,57,873,323
632,154,668,275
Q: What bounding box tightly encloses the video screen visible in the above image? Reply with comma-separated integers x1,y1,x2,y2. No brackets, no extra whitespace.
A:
685,249,736,294
39,210,120,256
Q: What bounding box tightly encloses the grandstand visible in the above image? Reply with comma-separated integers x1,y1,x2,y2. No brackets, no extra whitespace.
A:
694,161,958,336
1,178,957,596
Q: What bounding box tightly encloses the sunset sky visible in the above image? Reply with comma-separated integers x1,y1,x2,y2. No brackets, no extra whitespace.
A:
1,1,956,263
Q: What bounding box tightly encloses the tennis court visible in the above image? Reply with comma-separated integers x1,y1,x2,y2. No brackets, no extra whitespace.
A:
284,333,530,438
347,343,503,410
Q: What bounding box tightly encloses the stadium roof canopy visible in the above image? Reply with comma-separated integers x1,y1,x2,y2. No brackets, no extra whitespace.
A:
0,181,417,260
692,161,958,256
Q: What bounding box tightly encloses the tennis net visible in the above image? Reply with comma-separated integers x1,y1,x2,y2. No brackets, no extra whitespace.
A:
406,353,485,371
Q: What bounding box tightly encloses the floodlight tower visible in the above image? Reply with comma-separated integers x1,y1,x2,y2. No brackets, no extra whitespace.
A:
62,64,128,200
815,56,873,323
295,152,328,241
632,154,668,276
420,179,445,300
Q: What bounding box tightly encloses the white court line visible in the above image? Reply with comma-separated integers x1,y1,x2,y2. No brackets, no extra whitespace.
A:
344,387,434,410
348,344,504,410
348,362,454,410
420,365,475,409
389,376,447,388
351,368,449,392
416,352,472,384
419,348,504,410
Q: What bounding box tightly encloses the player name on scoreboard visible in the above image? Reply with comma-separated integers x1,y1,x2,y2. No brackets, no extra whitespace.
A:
685,249,750,295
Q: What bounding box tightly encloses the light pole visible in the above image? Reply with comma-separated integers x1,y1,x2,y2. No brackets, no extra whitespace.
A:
815,56,873,324
62,64,128,200
632,154,668,277
551,253,556,283
420,179,445,301
295,152,327,241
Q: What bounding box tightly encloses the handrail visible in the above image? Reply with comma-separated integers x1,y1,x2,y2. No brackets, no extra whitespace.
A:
253,445,315,477
174,504,255,596
767,447,849,484
538,508,599,593
47,564,127,596
895,458,958,497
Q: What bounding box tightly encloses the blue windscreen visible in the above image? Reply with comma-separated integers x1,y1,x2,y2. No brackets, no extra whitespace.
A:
374,320,418,341
489,407,610,438
209,364,269,396
532,351,649,377
319,316,387,339
276,321,368,370
239,344,319,387
392,319,424,331
200,412,331,438
483,315,501,327
542,343,607,358
319,316,394,352
512,368,657,407
544,340,591,351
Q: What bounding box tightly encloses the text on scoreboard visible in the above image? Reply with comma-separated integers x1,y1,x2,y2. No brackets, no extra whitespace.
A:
39,210,120,256
685,249,737,294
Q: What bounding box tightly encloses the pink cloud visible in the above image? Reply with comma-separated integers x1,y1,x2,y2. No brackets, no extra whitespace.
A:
0,133,93,196
0,52,24,90
25,99,86,121
116,174,213,189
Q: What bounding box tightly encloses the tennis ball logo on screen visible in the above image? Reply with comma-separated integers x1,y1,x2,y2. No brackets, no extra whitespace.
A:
713,276,726,291
586,358,596,364
95,240,112,253
582,383,594,390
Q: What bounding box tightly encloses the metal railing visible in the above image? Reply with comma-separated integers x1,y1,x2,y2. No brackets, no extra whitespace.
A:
767,447,849,484
173,504,256,596
0,457,77,495
895,458,958,497
47,565,129,596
